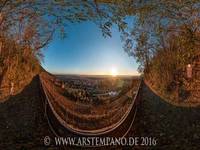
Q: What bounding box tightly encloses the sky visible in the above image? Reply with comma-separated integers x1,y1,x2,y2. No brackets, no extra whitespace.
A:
42,21,139,76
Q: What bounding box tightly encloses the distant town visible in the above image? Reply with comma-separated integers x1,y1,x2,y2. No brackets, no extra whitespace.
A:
54,74,140,105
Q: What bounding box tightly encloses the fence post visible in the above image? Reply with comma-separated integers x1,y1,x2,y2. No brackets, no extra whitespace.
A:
10,82,14,95
186,64,192,80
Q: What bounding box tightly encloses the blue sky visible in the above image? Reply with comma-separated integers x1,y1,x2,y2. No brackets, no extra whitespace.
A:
42,21,139,75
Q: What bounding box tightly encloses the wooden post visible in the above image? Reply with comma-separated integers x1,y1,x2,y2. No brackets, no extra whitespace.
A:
10,82,14,95
186,64,192,79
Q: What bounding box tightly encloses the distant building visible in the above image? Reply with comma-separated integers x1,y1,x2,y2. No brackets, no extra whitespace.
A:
109,91,118,97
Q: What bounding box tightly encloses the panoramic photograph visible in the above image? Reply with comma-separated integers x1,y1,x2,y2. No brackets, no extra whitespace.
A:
0,0,200,150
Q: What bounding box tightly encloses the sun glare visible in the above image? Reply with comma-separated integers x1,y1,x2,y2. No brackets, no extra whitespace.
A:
110,67,118,77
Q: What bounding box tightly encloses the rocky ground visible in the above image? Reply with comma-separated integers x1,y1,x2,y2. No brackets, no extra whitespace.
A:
133,82,200,149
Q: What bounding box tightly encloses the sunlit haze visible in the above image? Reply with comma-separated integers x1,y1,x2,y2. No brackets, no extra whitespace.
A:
110,67,118,77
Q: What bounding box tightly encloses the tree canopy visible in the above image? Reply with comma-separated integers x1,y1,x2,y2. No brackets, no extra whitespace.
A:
0,0,118,60
1,0,200,71
103,0,200,72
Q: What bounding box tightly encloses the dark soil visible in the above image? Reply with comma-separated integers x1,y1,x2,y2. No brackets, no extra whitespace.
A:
0,76,54,150
133,82,200,149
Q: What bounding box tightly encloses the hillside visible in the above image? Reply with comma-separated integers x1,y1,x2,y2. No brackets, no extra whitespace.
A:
0,36,41,101
133,82,200,149
145,52,200,106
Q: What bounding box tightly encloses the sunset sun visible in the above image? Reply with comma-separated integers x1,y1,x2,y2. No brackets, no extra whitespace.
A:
110,67,118,77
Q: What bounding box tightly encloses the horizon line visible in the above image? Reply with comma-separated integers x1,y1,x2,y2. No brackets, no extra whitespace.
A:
51,73,141,76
